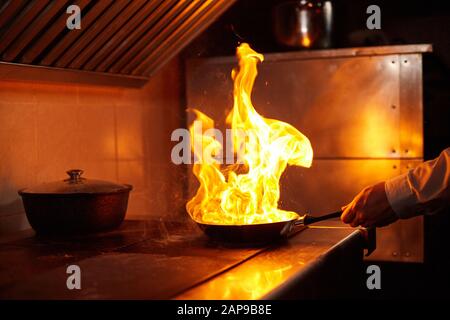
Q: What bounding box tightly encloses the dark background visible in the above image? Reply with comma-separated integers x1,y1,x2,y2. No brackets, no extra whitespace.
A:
184,0,450,299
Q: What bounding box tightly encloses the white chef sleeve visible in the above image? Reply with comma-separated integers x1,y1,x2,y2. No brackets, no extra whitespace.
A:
385,148,450,219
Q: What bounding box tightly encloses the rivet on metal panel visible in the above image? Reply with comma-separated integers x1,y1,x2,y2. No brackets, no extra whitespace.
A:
391,60,396,64
393,165,397,169
392,251,398,257
403,59,408,64
404,252,411,257
392,149,397,154
391,105,396,109
405,149,409,154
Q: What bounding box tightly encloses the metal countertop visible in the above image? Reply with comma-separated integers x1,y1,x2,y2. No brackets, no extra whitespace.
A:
0,219,368,299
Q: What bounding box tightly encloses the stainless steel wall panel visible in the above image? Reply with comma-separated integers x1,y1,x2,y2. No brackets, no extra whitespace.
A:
187,55,409,159
399,54,424,159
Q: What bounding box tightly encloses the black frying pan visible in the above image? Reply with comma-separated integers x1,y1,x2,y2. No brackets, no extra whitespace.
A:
197,210,343,243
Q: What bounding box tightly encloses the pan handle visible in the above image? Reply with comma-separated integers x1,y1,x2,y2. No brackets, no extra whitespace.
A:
295,210,343,226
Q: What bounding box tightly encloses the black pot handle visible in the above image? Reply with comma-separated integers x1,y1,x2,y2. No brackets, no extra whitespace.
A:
66,169,84,182
295,210,343,226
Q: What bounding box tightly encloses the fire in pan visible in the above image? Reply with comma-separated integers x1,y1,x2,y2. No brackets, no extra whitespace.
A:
196,211,342,243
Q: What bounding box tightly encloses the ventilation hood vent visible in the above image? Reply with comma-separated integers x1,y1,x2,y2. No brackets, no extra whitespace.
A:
0,0,235,87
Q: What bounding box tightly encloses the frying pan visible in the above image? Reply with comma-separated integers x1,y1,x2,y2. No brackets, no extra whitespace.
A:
197,210,342,243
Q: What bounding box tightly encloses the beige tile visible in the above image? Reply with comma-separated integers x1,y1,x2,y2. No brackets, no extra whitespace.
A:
114,87,144,107
77,85,123,107
35,103,80,181
142,103,184,166
0,102,38,212
116,104,144,161
125,188,152,218
117,160,146,190
0,198,24,217
140,59,184,167
76,104,117,163
0,56,185,234
0,214,31,236
75,160,117,182
118,157,184,218
0,81,36,105
117,160,150,218
0,101,37,135
33,82,78,105
35,103,117,182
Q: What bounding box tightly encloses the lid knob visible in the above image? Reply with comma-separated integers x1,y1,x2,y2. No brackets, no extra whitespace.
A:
66,169,84,182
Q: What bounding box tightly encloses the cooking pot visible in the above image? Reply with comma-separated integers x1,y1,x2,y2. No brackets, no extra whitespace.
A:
18,169,132,235
273,0,333,49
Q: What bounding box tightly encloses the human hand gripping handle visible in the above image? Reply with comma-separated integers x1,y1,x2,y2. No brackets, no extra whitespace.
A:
340,181,399,228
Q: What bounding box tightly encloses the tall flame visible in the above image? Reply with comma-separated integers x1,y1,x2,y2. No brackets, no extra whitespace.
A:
187,43,313,225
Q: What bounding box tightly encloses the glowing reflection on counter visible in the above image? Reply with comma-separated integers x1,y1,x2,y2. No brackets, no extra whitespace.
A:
177,252,306,300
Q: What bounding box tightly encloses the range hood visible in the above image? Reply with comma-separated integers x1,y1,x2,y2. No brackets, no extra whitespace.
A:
0,0,235,87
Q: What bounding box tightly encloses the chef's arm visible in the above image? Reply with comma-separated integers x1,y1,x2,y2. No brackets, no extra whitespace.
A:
385,147,450,219
341,148,450,228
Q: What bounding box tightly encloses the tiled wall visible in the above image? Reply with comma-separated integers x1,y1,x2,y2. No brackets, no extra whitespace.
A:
0,58,187,235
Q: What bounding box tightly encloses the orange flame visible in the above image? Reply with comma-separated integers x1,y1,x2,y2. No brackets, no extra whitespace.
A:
187,43,313,225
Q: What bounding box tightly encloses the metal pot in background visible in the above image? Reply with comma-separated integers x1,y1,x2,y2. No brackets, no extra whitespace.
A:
273,0,333,49
18,169,132,236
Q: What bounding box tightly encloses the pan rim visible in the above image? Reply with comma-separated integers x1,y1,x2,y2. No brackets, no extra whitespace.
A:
194,217,298,227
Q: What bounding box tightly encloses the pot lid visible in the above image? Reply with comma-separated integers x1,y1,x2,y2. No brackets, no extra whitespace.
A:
19,169,132,194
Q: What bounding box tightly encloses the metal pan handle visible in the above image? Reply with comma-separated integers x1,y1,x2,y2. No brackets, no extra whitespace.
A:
295,210,343,226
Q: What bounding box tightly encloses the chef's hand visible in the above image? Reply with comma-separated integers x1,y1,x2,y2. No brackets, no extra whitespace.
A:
340,181,398,228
